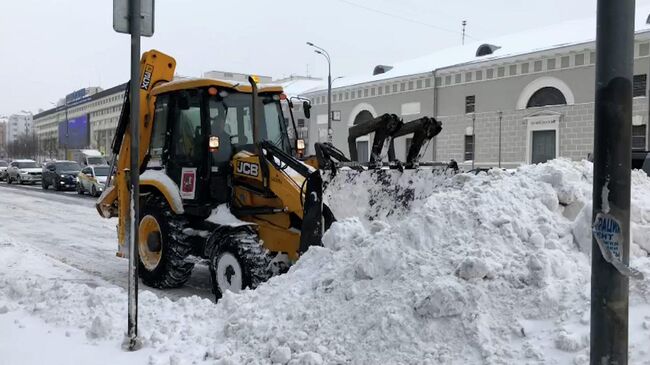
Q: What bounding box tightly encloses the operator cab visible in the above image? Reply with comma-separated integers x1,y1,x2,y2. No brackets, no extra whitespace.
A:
148,79,291,217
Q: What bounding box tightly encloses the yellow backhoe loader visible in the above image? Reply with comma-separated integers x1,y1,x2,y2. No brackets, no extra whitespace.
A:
97,49,333,299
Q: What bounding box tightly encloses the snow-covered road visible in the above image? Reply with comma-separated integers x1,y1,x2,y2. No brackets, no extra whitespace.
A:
0,183,213,301
1,160,650,365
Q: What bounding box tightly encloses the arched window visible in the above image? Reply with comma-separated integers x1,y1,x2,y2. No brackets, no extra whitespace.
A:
526,87,567,108
353,110,373,125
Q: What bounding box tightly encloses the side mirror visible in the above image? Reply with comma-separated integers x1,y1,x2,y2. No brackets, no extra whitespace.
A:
303,101,311,119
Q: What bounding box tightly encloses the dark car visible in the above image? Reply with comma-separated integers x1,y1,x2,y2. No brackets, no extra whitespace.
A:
42,161,82,191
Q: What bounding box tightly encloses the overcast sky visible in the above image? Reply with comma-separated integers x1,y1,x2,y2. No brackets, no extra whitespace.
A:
2,0,650,116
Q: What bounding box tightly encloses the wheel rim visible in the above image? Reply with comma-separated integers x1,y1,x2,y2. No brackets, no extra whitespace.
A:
215,252,243,294
138,215,163,271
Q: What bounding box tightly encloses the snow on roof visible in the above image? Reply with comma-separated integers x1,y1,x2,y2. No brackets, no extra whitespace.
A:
276,77,325,97
310,6,650,92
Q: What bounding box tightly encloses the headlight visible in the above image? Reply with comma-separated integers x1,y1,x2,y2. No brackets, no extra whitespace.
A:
60,174,66,178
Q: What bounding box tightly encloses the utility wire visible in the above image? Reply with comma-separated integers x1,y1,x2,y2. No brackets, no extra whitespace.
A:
335,0,478,40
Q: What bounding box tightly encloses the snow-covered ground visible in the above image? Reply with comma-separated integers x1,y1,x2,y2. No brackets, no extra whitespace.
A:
1,159,650,364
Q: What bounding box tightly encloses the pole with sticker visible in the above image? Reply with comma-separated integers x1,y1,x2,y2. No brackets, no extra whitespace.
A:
590,0,635,364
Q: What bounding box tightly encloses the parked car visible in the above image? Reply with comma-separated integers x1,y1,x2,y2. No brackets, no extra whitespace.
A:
42,160,82,191
0,160,8,181
77,165,110,197
6,159,42,185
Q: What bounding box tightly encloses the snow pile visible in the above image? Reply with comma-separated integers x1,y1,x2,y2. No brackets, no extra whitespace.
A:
2,159,650,364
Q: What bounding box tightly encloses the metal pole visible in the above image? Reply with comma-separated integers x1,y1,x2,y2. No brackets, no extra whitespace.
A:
126,0,141,351
327,61,332,144
590,1,633,364
64,99,68,160
498,111,502,168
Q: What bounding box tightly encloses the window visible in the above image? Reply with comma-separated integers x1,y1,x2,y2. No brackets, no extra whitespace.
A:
357,90,362,98
431,78,438,87
534,60,543,72
384,85,390,94
633,125,646,150
475,70,483,81
561,56,570,68
633,74,647,97
486,69,494,79
371,88,376,96
445,75,452,85
408,81,414,90
392,84,398,92
521,63,530,74
509,65,517,76
640,43,650,57
464,135,474,161
364,89,369,97
465,95,476,114
416,80,423,89
345,92,349,100
497,67,505,77
173,91,202,160
465,72,473,82
454,74,461,84
526,87,567,108
547,58,556,70
400,82,406,91
575,54,585,66
378,87,383,95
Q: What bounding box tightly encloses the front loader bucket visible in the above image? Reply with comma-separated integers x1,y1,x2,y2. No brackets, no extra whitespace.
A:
299,171,325,254
323,166,457,221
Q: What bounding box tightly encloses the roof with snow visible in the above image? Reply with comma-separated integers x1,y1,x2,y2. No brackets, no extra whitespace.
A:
307,6,650,93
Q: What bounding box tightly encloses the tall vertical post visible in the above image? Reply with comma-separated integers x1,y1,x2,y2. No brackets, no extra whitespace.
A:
126,0,141,351
472,113,476,170
590,1,634,364
498,111,502,168
327,65,332,143
64,99,68,160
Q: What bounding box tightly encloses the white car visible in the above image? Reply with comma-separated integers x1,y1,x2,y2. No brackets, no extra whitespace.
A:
0,160,8,181
77,165,110,197
6,159,42,185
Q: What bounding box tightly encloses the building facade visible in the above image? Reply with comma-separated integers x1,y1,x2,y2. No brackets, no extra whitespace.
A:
6,113,34,145
303,16,650,168
0,118,7,158
34,84,127,160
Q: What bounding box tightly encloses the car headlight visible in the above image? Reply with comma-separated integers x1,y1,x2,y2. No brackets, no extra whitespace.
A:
60,174,66,178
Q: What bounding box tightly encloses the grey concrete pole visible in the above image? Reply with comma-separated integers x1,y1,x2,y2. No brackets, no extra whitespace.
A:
590,0,634,363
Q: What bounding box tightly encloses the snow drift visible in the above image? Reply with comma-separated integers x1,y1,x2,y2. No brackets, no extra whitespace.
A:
1,159,650,364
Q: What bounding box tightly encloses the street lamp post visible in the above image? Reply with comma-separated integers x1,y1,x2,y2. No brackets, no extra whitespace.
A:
307,42,332,143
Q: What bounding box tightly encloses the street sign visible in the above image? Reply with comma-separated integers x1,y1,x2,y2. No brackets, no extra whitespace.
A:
332,110,341,122
113,0,155,37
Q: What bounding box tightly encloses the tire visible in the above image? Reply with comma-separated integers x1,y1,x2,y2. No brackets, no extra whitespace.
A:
54,178,61,191
91,185,98,197
137,195,194,288
208,226,272,301
17,176,23,185
7,176,11,184
76,182,84,195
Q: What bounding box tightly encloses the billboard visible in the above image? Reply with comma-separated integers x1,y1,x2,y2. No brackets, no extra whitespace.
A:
58,115,90,149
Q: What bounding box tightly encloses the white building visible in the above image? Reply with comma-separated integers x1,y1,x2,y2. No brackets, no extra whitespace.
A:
6,113,33,144
33,84,126,159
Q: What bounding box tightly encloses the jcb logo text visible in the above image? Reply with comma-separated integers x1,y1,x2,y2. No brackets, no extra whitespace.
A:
237,162,259,177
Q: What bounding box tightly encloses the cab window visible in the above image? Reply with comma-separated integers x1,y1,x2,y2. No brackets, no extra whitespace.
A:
151,94,170,160
173,91,203,162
